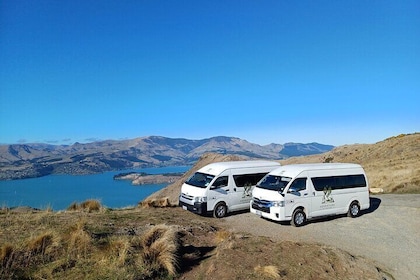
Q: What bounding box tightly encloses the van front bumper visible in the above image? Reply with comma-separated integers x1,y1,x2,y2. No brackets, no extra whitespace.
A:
179,200,207,215
250,202,288,222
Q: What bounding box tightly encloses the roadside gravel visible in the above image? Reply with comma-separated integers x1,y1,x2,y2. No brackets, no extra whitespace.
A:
219,194,420,280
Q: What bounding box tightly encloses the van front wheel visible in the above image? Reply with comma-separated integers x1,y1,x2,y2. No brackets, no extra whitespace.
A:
213,203,227,218
291,208,306,227
348,201,360,218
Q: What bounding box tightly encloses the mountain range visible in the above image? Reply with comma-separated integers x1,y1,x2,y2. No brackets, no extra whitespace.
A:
0,136,334,180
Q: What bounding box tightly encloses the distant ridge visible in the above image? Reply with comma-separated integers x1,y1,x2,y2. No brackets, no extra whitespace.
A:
0,136,333,180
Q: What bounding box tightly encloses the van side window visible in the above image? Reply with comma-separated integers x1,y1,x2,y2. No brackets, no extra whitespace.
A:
312,174,366,191
233,173,267,188
288,178,307,192
212,176,228,189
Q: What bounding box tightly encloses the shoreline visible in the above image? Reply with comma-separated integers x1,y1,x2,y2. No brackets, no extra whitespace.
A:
113,172,183,185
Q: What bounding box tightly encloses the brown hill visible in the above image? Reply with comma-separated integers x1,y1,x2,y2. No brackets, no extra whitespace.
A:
280,133,420,194
147,133,420,204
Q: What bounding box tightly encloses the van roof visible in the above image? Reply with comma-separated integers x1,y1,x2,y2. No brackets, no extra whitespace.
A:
269,163,363,178
198,160,280,176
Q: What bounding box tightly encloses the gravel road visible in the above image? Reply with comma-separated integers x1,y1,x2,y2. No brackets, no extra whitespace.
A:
220,194,420,280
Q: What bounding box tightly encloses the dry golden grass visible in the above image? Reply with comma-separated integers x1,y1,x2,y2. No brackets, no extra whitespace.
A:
27,231,55,255
67,199,102,212
254,265,281,279
280,133,420,193
0,244,14,267
140,224,179,276
214,230,232,244
66,219,92,259
0,206,393,280
139,197,173,208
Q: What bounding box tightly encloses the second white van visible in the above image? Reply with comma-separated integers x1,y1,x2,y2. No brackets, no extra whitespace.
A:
179,160,280,218
250,163,370,226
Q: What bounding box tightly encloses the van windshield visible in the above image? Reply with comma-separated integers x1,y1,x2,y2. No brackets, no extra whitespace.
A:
185,172,215,188
257,175,292,192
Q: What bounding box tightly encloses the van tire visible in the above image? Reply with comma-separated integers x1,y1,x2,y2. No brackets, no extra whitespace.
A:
348,201,360,218
291,208,306,227
213,203,227,218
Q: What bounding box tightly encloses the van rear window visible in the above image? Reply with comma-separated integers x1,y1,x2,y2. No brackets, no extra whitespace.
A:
311,174,366,191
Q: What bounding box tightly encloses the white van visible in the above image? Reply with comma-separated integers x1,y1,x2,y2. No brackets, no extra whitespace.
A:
250,163,370,226
179,161,280,218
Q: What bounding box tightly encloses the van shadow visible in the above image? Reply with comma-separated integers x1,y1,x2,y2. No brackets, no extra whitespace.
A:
274,197,382,226
365,197,381,214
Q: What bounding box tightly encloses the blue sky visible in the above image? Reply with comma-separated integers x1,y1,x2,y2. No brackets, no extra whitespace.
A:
1,1,419,146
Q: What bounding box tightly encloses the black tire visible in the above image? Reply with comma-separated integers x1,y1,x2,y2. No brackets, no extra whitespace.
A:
213,202,227,218
291,208,306,227
348,201,360,218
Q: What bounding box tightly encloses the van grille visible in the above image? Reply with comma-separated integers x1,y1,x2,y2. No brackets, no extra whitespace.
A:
251,197,271,213
181,193,193,201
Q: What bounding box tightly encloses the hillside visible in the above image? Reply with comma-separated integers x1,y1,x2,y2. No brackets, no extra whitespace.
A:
0,204,393,280
148,133,420,204
0,136,333,180
280,133,420,194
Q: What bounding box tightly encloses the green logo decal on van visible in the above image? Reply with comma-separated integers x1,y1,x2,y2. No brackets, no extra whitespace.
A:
243,184,253,198
322,187,334,204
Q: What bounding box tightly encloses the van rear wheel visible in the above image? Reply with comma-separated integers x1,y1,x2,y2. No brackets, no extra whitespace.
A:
213,203,227,218
291,208,306,227
348,201,360,218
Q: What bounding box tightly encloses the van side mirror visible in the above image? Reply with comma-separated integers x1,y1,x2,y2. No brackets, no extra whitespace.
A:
210,184,226,190
288,188,301,196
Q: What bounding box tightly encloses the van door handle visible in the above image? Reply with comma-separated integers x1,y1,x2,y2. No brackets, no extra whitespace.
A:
303,193,308,196
234,188,236,192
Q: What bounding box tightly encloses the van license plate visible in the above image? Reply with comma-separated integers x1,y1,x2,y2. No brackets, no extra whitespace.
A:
255,210,262,216
182,206,187,210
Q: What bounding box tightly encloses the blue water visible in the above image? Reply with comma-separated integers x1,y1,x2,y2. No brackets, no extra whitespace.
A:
0,166,190,211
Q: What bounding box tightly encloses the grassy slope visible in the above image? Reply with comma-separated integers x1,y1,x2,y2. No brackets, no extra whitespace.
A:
0,205,393,280
279,133,420,193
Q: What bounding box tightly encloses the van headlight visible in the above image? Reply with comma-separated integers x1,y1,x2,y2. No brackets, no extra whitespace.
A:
270,201,285,207
194,196,207,203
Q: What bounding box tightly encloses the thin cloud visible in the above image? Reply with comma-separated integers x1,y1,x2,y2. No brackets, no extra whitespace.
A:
85,137,101,143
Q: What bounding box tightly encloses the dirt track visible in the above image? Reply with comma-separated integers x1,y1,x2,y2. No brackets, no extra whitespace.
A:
219,194,420,280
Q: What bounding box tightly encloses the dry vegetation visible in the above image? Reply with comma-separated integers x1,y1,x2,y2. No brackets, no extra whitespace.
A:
280,133,420,193
2,133,417,279
0,200,201,280
0,200,392,280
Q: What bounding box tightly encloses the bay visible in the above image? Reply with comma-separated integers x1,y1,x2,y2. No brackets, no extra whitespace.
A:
0,166,190,211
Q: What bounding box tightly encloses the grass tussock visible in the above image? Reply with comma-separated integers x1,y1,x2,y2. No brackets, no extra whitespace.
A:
1,220,182,279
66,199,102,212
254,265,281,279
27,231,56,255
139,197,173,208
214,230,233,244
66,220,92,258
0,244,14,267
140,224,180,276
